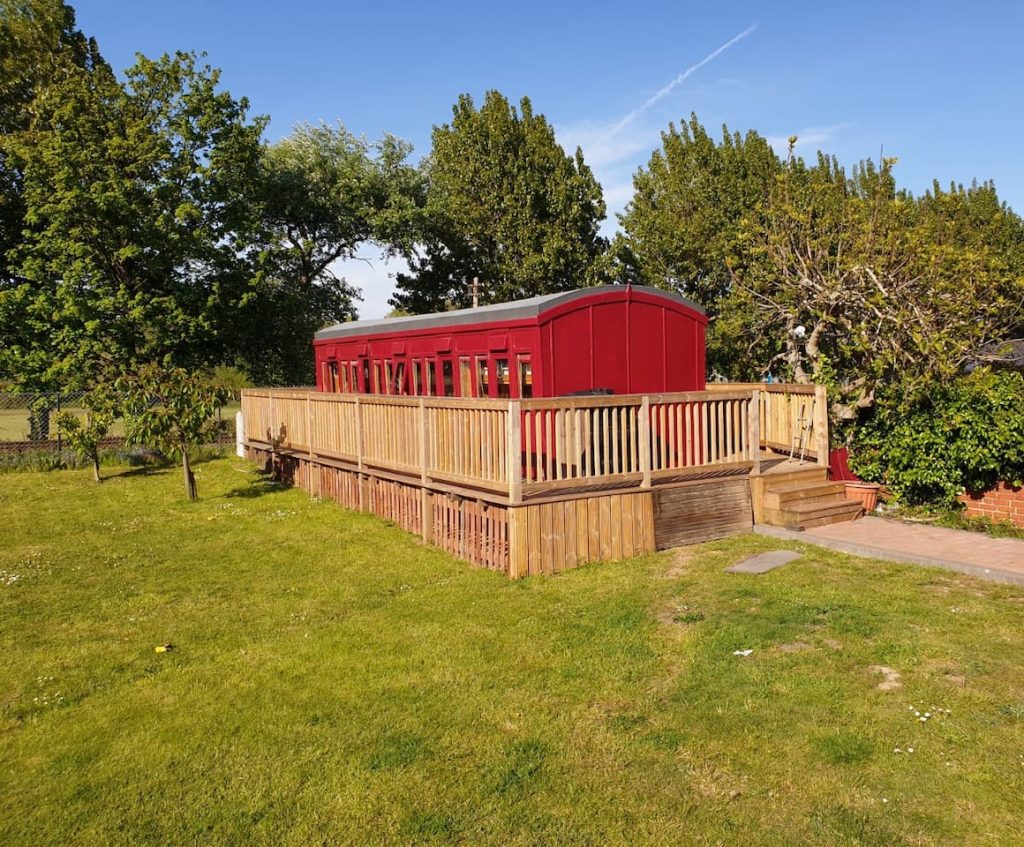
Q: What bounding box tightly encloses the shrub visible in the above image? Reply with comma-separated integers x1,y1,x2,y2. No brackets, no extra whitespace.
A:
850,369,1024,505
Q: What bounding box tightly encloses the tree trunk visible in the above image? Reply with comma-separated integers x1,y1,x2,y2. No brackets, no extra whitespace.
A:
92,452,101,483
182,448,198,500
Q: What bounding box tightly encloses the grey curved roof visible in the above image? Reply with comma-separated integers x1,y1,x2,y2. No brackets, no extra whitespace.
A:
315,285,705,341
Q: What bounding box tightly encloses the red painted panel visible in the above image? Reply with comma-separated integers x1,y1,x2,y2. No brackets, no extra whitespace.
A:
547,306,593,395
664,310,700,391
588,302,629,393
627,302,666,394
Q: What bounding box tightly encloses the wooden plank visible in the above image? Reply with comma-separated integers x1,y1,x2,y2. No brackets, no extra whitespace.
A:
587,497,601,560
598,496,613,560
608,495,623,561
575,498,589,562
550,501,564,574
562,499,577,571
527,505,541,576
621,493,635,557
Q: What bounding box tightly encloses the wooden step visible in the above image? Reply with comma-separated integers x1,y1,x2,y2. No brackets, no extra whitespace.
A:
763,481,846,508
782,496,861,516
762,497,862,531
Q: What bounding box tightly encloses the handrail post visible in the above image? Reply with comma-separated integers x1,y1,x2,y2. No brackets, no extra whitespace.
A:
418,398,430,541
639,395,652,488
814,384,829,468
508,400,522,504
268,390,276,446
306,392,315,461
354,395,364,473
418,398,428,484
354,395,365,511
749,390,761,476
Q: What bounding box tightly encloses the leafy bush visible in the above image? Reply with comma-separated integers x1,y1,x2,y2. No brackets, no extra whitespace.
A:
850,369,1024,505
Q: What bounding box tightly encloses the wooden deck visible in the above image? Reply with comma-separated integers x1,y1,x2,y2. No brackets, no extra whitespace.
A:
240,384,833,577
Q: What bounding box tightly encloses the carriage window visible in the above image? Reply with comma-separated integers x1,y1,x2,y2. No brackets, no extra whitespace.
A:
459,357,472,397
360,359,370,393
518,358,533,398
442,360,455,396
372,361,383,394
411,359,421,395
393,361,407,394
339,361,349,393
495,358,510,398
427,361,438,396
476,356,489,397
350,362,359,393
327,361,339,392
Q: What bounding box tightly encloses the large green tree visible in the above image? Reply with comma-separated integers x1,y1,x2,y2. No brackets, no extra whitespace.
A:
0,50,265,389
726,149,1024,423
616,115,778,305
0,0,105,292
615,115,779,375
241,123,424,384
391,91,607,313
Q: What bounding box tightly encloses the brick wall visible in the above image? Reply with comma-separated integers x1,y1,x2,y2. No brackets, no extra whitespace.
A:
959,482,1024,528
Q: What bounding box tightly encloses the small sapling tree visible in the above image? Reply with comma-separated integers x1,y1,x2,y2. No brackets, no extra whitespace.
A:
119,366,230,500
55,389,117,483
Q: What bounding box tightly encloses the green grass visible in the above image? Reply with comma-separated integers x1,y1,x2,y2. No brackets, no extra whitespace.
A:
2,459,1024,845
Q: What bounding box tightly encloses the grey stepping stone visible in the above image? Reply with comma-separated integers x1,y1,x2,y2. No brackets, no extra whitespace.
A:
726,550,801,574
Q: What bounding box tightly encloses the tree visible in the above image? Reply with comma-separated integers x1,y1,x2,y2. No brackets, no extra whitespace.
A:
617,115,778,303
0,50,265,390
239,123,424,384
119,365,230,500
391,91,607,313
615,115,778,375
727,149,1024,425
54,388,116,482
850,368,1024,505
0,0,106,334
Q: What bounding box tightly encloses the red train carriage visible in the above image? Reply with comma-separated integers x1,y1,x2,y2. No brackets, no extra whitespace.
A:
314,285,707,398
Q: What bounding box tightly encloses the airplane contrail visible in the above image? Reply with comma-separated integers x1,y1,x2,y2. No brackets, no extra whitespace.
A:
608,24,757,135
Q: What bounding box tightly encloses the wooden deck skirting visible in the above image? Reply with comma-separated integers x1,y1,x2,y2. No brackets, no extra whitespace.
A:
241,385,829,577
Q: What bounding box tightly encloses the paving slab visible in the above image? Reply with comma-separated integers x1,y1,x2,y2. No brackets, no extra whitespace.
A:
754,517,1024,586
726,549,802,574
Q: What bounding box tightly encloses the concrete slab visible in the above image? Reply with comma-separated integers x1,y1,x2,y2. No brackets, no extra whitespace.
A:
726,549,801,574
754,517,1024,586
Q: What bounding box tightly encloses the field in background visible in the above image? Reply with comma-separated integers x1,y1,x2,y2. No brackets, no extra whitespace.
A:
2,460,1023,845
0,404,240,442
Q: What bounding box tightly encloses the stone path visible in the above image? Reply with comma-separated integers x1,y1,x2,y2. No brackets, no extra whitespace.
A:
726,550,801,574
755,516,1024,586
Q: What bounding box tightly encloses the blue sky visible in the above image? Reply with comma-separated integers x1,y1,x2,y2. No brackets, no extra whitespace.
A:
75,0,1024,317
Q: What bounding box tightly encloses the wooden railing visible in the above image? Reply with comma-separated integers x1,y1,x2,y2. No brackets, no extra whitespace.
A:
241,383,828,503
516,391,758,497
707,382,828,464
243,390,511,493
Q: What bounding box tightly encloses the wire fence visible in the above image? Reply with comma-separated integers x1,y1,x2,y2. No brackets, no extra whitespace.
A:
0,390,239,459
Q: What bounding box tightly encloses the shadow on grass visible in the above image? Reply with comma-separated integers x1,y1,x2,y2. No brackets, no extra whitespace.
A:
224,470,289,499
107,464,168,479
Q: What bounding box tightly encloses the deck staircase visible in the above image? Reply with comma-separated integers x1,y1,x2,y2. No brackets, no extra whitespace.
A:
759,467,863,530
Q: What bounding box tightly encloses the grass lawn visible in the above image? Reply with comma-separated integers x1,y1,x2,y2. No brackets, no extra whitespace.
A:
2,460,1024,846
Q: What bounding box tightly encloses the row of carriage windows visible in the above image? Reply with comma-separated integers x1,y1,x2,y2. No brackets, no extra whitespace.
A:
325,355,533,399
